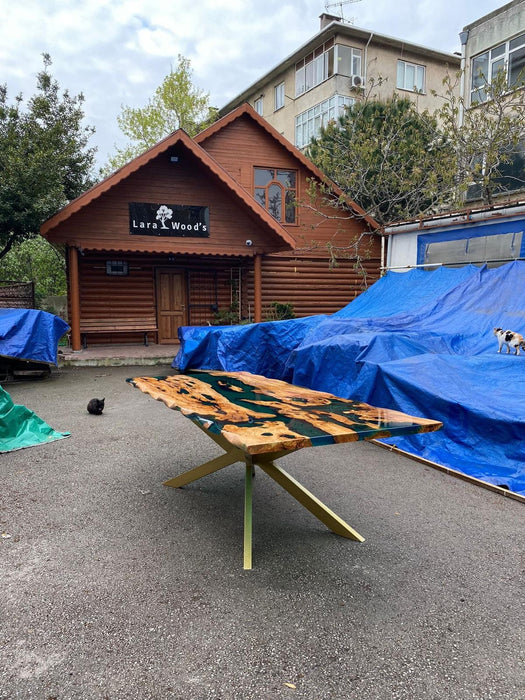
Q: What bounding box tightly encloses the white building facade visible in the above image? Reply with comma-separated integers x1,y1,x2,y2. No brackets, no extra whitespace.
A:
220,14,460,151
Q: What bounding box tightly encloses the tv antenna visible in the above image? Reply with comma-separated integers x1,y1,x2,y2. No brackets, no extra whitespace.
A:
324,0,363,24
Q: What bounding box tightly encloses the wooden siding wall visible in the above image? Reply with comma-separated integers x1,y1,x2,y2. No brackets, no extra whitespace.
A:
201,116,382,316
73,249,379,343
73,253,249,343
49,147,286,256
78,255,156,326
254,255,381,319
199,115,370,253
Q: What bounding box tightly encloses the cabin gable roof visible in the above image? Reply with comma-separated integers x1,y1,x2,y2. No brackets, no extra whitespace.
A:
196,103,379,231
41,129,296,252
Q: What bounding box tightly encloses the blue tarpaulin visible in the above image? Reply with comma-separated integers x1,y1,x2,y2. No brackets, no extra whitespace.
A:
174,261,525,495
0,309,70,452
175,314,327,379
0,308,69,366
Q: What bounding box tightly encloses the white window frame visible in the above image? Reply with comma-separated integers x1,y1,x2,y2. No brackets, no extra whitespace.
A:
509,33,525,88
470,32,525,104
274,82,285,111
397,60,425,93
295,42,362,96
254,96,263,115
336,45,362,83
295,95,355,149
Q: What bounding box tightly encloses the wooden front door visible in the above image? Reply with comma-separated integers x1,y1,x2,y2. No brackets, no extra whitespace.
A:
156,269,187,344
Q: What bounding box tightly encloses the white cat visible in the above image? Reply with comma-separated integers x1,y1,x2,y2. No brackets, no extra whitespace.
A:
493,327,525,355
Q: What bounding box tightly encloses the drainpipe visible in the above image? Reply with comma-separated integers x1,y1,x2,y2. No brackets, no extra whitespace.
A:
458,30,469,128
364,32,374,88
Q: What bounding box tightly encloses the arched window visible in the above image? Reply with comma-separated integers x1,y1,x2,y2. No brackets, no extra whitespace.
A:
254,168,297,224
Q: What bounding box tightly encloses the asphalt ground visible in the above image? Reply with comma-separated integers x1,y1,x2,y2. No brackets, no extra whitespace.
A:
1,365,524,700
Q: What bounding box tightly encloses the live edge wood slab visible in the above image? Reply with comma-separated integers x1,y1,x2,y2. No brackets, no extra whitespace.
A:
129,370,442,568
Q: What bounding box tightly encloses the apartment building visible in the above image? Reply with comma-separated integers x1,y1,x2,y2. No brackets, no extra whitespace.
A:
461,0,524,107
460,0,525,200
219,13,460,150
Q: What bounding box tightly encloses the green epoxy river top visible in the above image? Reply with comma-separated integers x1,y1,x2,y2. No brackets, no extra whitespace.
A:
129,370,442,455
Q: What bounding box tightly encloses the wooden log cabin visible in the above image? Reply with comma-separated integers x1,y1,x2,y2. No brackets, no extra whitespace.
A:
41,104,380,351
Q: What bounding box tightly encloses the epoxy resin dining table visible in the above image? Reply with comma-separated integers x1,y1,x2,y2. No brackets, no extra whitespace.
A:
129,370,442,569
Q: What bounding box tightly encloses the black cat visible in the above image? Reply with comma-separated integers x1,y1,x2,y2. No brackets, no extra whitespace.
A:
87,397,105,415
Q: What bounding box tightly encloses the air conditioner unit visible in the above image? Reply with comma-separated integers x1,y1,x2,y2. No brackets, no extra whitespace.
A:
352,75,363,87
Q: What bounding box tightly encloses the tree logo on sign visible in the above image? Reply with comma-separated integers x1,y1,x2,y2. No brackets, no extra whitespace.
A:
156,205,173,229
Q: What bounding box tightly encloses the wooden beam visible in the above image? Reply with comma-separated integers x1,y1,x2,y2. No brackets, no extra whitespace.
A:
68,246,81,351
254,253,262,322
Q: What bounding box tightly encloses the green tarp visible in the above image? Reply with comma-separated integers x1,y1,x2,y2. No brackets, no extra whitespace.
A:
0,386,69,452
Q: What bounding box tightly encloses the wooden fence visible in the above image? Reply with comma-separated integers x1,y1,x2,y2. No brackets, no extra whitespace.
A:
0,281,35,308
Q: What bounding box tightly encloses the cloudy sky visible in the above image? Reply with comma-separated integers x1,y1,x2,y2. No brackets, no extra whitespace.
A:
1,0,507,169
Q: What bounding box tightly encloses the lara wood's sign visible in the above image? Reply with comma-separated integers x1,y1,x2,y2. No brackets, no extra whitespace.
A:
129,202,209,237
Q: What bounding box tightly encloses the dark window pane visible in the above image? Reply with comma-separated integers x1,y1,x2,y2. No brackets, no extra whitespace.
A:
305,61,314,91
254,168,274,186
509,33,525,51
397,61,404,88
326,46,334,77
254,188,266,208
405,63,415,90
337,45,352,77
353,51,362,76
472,53,489,88
509,45,525,87
268,183,282,220
315,54,324,84
277,170,295,187
495,141,525,192
491,57,505,81
295,66,305,95
415,65,425,91
471,87,486,104
285,191,296,223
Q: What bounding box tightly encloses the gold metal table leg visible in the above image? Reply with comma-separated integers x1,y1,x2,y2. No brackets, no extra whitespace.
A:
163,446,246,488
244,460,253,570
163,424,363,568
256,460,365,542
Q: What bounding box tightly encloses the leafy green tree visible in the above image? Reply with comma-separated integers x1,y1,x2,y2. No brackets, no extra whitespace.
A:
0,53,96,260
306,96,457,227
0,237,66,305
433,69,525,204
104,55,218,174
